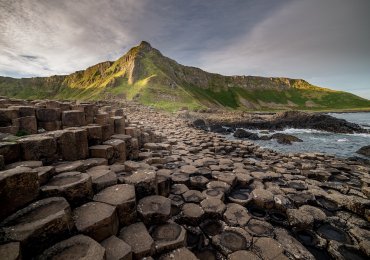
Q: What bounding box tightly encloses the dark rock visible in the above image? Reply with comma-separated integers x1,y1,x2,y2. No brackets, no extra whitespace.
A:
94,184,136,226
101,235,132,260
233,128,259,140
37,235,105,260
137,195,171,225
0,166,39,220
150,223,186,254
41,171,93,206
73,202,119,241
119,222,154,259
0,197,74,256
270,133,303,145
357,145,370,157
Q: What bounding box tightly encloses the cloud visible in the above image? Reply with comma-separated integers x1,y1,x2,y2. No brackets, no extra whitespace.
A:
0,0,369,98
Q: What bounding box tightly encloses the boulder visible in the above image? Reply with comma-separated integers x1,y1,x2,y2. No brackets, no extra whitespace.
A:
200,198,226,218
73,202,119,241
0,166,39,219
250,188,275,209
252,237,288,260
233,129,259,140
270,133,303,145
103,139,126,162
89,145,114,161
357,145,370,157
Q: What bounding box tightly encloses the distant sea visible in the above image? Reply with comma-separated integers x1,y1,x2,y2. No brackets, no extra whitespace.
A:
230,112,370,158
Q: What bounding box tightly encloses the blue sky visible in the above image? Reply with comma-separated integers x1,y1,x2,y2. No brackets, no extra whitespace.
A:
0,0,369,98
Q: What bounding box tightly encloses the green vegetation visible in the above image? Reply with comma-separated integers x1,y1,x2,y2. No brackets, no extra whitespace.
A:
0,41,369,112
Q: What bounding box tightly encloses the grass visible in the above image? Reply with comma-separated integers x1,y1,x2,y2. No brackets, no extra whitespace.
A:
0,42,369,112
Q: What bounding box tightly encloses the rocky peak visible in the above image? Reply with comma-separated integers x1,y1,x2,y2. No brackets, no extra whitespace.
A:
138,41,153,52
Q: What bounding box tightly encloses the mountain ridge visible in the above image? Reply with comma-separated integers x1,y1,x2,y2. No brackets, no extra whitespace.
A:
1,41,369,111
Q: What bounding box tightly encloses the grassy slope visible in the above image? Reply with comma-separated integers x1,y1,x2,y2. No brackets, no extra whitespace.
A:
0,42,369,112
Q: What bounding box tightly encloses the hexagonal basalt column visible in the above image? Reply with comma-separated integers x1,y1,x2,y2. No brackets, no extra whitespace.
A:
0,166,39,219
137,195,171,225
0,197,74,256
37,235,105,260
41,171,93,206
94,184,136,226
73,202,119,242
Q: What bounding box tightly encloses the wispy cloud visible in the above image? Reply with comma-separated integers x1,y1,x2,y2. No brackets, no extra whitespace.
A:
0,0,369,97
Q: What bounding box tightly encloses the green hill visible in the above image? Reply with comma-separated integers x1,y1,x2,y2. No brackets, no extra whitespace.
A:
1,41,370,111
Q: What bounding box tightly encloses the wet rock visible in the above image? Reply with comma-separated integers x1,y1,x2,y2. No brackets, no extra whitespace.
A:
250,188,275,209
179,203,204,225
357,145,370,157
207,180,231,193
151,223,186,253
253,237,288,260
41,171,93,206
137,195,171,225
87,168,117,192
0,197,74,256
202,188,225,200
328,241,368,260
275,228,315,260
228,250,261,260
0,242,21,260
200,198,226,218
73,201,119,241
37,235,105,260
119,222,154,259
270,133,303,145
123,169,157,199
94,184,136,226
228,187,251,206
159,247,198,260
246,219,274,237
0,166,39,219
212,227,252,255
101,235,132,260
317,223,353,244
233,129,259,140
223,203,251,227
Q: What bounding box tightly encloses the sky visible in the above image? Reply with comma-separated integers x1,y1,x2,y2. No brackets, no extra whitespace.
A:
0,0,369,98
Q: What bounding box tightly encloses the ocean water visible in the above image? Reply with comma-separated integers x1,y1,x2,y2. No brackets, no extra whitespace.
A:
230,112,370,158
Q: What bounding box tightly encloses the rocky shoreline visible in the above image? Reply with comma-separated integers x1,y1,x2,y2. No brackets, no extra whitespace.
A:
0,98,370,260
187,110,369,134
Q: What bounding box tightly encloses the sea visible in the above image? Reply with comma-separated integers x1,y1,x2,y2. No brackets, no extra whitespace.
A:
229,112,370,158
